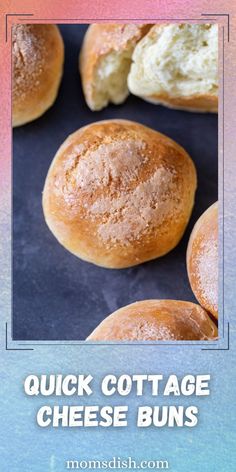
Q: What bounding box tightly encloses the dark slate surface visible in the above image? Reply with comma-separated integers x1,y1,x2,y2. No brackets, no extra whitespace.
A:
13,24,218,340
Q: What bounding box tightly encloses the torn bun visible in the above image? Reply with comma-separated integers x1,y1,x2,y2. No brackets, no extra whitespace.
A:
79,24,151,111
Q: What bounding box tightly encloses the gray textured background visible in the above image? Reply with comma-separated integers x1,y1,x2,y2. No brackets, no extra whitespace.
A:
13,25,218,340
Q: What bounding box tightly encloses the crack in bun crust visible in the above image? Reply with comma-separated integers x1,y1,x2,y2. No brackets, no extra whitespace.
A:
43,119,197,269
128,24,218,113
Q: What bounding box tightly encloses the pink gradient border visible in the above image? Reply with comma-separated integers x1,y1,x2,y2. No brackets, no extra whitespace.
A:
0,0,235,347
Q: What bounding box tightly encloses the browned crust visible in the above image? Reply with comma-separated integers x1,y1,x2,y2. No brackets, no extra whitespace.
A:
13,24,64,127
43,119,197,269
141,93,218,113
79,24,152,110
187,202,218,318
87,299,218,341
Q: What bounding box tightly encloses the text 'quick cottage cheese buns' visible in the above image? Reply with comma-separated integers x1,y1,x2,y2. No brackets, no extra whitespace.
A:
187,202,218,319
43,120,197,269
87,300,218,341
79,24,152,111
13,24,64,127
128,24,218,112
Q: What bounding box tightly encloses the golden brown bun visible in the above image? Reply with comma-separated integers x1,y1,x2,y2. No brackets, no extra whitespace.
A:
87,300,218,341
139,93,218,113
187,202,218,319
43,119,197,269
13,24,64,127
79,24,152,111
128,24,218,113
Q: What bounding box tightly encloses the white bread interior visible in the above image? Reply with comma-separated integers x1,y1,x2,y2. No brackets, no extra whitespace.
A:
91,50,133,110
79,24,152,111
127,24,218,110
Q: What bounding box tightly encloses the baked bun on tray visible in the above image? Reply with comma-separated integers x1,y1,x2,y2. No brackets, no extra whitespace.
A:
42,119,197,269
87,299,218,341
187,202,218,319
79,23,152,111
80,23,218,113
12,24,64,127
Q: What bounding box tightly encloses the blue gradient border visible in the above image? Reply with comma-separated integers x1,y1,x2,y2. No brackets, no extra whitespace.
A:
0,7,236,472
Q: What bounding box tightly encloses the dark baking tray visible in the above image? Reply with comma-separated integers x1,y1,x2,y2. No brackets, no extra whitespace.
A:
13,24,218,340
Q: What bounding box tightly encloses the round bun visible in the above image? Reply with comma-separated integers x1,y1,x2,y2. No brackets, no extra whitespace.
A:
128,24,218,113
187,202,218,318
87,300,218,341
13,24,64,127
43,119,197,269
79,24,151,111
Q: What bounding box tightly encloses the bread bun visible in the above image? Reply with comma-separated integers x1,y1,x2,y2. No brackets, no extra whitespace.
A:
43,119,197,268
187,202,218,318
87,300,218,341
128,24,218,112
13,24,64,127
79,24,151,111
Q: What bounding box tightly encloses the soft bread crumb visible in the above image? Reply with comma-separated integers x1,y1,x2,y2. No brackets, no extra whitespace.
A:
79,24,151,111
128,24,218,109
90,50,133,110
